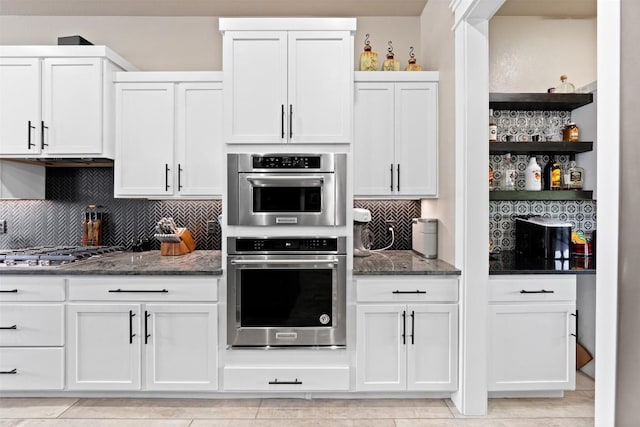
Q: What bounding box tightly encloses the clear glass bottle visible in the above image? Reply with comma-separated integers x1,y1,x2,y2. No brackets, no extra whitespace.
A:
556,74,576,93
567,160,585,190
502,153,517,191
489,109,497,142
562,122,580,142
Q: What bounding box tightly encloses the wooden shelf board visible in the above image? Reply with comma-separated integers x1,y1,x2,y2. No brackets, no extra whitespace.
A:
489,190,593,201
489,93,593,111
489,141,593,154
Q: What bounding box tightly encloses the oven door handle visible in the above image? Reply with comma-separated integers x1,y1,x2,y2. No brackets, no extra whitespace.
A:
230,259,339,266
245,175,325,186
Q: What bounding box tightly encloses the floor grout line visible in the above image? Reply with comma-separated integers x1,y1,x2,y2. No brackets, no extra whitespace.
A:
55,398,82,419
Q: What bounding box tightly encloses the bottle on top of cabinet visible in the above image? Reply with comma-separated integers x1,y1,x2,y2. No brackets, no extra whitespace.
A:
525,157,542,191
489,109,497,142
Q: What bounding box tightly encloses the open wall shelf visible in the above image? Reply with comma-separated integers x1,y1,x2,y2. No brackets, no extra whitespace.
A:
489,93,593,111
490,141,593,154
489,190,593,201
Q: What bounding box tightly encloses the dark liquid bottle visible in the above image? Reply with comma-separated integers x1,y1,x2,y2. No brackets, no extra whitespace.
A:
543,156,562,191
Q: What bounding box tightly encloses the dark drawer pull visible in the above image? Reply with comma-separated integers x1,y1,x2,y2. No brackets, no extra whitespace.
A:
0,325,17,330
109,289,169,293
0,289,18,293
269,378,302,385
0,369,17,374
520,289,555,294
392,290,427,294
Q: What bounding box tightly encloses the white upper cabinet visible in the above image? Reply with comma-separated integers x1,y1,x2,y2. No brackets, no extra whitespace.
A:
221,18,355,144
114,72,224,199
354,72,439,198
0,46,136,158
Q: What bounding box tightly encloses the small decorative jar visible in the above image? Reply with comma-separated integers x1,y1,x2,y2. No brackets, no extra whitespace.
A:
382,41,400,71
562,122,580,142
359,34,378,71
404,46,423,71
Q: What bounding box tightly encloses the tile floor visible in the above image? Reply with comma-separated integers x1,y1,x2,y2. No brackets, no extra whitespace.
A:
0,373,594,427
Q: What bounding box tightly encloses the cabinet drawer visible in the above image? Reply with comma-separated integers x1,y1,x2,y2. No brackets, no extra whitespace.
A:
489,275,576,302
0,348,64,390
68,277,218,302
356,277,458,302
224,366,349,391
0,277,65,302
0,304,64,346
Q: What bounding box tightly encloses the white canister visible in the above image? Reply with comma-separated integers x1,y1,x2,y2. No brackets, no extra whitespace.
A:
524,157,542,191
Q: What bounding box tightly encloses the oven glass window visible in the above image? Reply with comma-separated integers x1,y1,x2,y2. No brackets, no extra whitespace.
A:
240,269,333,327
252,187,321,213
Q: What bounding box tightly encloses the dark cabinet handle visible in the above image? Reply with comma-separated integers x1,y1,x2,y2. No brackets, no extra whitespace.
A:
269,378,302,385
0,369,17,375
145,311,150,344
397,164,400,191
0,289,18,293
177,164,183,191
27,121,35,149
281,104,285,139
289,104,293,138
390,164,394,191
41,121,48,148
392,290,427,294
129,310,136,344
410,310,415,345
402,310,406,345
520,289,555,294
165,164,170,191
570,333,577,337
109,289,169,293
0,325,17,330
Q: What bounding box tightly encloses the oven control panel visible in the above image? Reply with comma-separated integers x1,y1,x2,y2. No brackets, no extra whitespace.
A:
252,155,321,169
233,238,339,253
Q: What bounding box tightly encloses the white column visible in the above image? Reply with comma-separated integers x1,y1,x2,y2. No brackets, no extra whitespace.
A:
450,0,505,416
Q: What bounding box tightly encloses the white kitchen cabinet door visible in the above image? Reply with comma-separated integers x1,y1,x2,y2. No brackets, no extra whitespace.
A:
42,58,103,155
115,82,175,197
407,304,458,391
353,82,395,195
356,304,406,391
488,303,576,391
144,304,218,391
223,31,288,144
0,58,41,155
66,304,141,390
394,82,438,197
287,31,352,144
176,82,224,196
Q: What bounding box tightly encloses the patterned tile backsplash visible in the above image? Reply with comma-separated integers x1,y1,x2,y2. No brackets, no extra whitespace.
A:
0,168,221,250
353,200,421,250
489,109,597,253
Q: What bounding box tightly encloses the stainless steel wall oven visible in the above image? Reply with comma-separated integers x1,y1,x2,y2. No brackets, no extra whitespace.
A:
227,236,347,348
227,153,346,226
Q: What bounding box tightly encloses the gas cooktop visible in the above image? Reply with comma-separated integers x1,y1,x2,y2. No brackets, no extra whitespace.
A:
0,246,124,268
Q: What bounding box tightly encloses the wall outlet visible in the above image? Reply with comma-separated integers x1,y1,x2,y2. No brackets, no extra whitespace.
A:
0,220,6,234
206,220,217,235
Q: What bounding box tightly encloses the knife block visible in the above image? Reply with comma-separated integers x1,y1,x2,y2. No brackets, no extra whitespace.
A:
160,228,196,256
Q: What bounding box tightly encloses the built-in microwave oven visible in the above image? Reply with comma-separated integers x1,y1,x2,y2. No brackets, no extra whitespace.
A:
227,153,346,226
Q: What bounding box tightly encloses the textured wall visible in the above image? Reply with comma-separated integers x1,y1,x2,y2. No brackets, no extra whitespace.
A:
353,200,421,250
420,0,456,264
489,16,596,92
0,167,221,250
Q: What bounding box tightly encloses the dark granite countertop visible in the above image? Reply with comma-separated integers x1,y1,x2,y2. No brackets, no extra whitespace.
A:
490,250,595,275
353,250,460,276
0,250,222,276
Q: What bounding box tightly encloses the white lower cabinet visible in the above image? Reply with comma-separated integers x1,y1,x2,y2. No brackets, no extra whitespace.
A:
0,276,66,391
66,276,219,391
488,275,577,392
355,277,459,392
